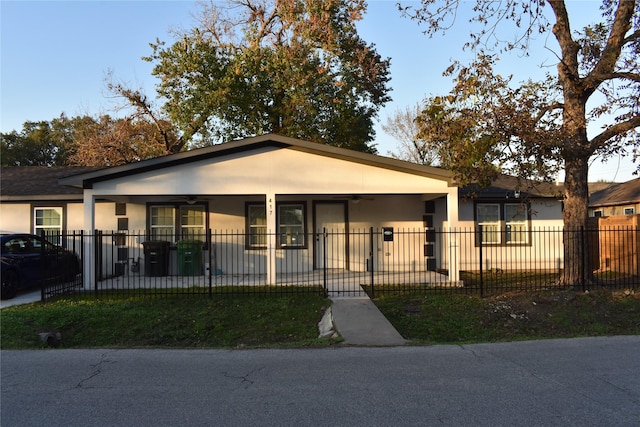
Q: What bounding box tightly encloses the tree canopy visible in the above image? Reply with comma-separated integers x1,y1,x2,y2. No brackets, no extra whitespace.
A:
401,0,639,285
1,114,179,168
69,114,178,166
3,1,392,166
1,117,78,167
141,0,391,152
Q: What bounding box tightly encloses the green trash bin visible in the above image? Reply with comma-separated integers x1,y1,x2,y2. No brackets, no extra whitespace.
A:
177,240,203,276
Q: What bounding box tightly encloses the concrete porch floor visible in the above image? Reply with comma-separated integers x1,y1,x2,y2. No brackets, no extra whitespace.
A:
95,269,458,296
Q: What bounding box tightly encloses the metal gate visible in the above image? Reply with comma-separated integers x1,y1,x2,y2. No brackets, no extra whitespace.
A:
320,227,444,297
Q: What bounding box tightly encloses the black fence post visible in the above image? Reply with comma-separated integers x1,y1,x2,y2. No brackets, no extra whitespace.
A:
80,230,84,295
478,226,484,298
208,229,213,298
369,227,375,299
40,229,46,302
94,230,101,295
581,226,587,292
322,228,328,297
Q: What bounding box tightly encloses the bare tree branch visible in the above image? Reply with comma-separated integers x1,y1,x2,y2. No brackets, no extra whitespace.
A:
590,116,640,149
584,1,636,92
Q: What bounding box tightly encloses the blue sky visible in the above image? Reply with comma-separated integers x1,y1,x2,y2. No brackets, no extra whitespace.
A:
1,0,637,182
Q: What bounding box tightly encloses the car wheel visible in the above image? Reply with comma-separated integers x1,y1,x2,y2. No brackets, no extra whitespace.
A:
65,259,80,282
1,270,20,300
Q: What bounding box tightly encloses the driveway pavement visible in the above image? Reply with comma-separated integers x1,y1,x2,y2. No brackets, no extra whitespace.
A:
2,336,639,426
0,289,40,309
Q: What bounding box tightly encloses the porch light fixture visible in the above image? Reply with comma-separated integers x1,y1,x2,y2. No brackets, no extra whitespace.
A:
505,191,521,199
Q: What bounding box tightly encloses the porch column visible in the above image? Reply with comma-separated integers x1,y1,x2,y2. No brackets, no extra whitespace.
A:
82,191,96,290
446,189,461,284
266,193,277,284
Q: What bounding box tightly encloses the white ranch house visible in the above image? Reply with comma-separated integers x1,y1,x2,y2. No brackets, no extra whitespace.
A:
1,134,565,292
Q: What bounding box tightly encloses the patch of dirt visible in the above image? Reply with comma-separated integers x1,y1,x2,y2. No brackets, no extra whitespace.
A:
481,288,640,337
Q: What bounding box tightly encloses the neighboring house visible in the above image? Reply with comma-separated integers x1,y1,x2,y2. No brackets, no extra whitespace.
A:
0,166,103,237
586,178,640,278
1,134,566,289
589,178,640,217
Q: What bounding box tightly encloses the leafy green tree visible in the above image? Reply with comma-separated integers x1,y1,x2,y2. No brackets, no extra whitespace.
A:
1,118,76,166
140,0,391,152
403,0,640,285
1,113,180,168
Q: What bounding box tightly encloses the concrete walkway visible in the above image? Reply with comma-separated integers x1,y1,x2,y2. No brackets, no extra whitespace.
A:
329,296,406,346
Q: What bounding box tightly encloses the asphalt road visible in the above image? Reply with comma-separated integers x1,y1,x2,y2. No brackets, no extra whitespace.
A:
2,336,639,426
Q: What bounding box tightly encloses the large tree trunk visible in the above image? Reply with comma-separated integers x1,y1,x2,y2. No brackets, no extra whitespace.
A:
560,155,591,287
551,0,593,287
558,88,592,287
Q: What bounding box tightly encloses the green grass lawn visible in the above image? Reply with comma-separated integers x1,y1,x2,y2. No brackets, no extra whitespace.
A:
2,288,639,349
1,290,334,349
373,288,640,344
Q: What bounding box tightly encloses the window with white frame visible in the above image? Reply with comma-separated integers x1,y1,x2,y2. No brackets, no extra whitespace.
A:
246,202,306,249
476,202,530,245
34,207,62,243
477,203,501,244
505,203,529,244
180,205,205,240
247,204,267,248
278,204,305,247
624,207,635,215
150,205,206,241
150,206,175,240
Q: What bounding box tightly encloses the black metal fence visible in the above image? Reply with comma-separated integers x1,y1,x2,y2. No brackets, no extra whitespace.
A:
40,227,640,301
33,230,84,301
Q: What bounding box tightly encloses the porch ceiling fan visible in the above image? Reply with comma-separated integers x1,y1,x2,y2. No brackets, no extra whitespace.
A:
332,195,375,202
168,195,204,205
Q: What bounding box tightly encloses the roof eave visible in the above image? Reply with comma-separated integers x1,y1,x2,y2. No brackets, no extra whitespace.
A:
589,200,640,208
1,195,83,202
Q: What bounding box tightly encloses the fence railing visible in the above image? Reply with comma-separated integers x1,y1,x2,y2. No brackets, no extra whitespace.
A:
39,227,640,300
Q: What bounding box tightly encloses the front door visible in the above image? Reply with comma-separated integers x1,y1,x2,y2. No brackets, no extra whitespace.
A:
315,202,347,270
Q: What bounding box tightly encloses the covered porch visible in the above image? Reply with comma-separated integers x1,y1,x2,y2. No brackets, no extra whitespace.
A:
87,226,460,297
95,268,455,297
59,135,461,292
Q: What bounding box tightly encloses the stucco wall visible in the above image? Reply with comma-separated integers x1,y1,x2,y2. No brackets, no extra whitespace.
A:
0,202,123,233
589,203,640,217
454,199,565,271
88,146,453,197
458,199,564,227
0,203,30,233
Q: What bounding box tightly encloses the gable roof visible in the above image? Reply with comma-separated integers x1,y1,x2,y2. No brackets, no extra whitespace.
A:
59,134,455,189
460,174,563,200
589,178,640,207
1,166,103,201
588,181,616,195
